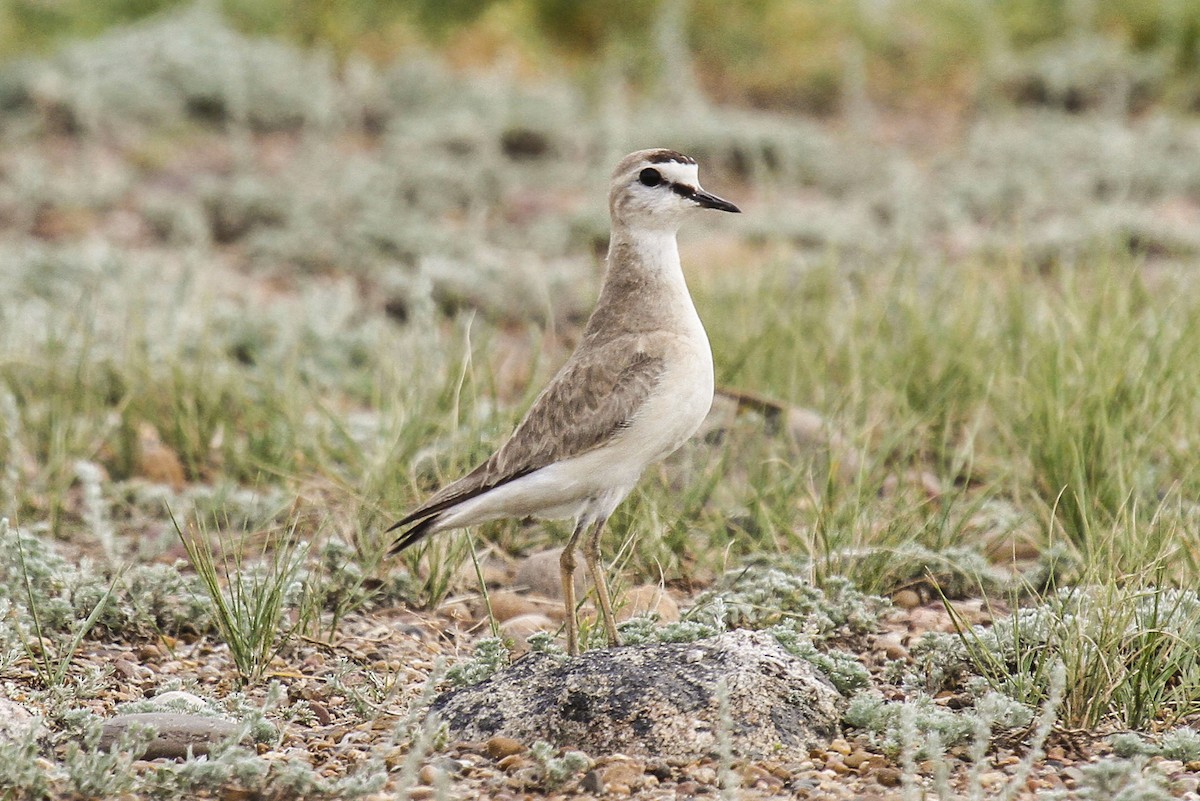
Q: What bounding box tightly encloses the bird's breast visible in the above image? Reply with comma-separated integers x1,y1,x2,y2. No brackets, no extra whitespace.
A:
616,329,714,468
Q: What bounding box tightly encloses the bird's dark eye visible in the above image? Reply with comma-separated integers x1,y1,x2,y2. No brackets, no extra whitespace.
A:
638,168,662,187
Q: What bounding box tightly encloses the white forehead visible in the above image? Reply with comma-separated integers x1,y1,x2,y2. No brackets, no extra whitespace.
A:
653,160,700,185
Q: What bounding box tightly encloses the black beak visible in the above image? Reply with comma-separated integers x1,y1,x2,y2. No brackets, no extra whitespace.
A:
693,190,741,213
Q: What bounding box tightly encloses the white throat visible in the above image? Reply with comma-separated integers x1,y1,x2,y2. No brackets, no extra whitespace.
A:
612,225,682,277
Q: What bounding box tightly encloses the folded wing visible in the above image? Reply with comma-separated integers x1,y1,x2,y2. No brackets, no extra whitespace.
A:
389,344,664,551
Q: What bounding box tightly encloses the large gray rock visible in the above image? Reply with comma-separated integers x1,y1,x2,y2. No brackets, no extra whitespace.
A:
434,629,843,760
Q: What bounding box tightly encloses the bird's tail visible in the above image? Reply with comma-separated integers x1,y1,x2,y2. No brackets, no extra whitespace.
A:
386,513,441,555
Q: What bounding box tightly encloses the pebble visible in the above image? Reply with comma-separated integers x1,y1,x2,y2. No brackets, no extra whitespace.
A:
601,760,645,792
514,548,586,599
486,735,524,760
876,632,909,660
979,770,1008,788
739,764,771,785
1173,776,1200,794
497,754,528,772
829,739,852,755
486,590,544,623
843,750,870,769
498,613,556,646
418,764,438,785
580,770,603,793
113,659,145,680
872,767,902,787
308,701,331,726
616,584,680,622
826,756,850,775
150,691,209,711
909,607,955,633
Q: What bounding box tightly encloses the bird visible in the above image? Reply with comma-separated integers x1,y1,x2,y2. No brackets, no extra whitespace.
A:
388,149,740,655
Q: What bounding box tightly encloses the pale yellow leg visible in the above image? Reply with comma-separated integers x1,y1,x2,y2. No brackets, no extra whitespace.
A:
583,517,620,648
559,520,587,656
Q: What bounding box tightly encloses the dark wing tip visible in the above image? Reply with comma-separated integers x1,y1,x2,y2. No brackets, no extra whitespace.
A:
388,513,440,555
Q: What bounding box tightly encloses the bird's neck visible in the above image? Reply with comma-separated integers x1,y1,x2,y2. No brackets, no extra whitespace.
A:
583,225,700,341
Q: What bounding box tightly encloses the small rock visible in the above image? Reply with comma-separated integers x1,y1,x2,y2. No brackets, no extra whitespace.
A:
891,589,921,609
600,760,645,792
739,764,771,786
873,767,902,787
113,659,141,680
135,423,186,491
616,584,680,622
979,770,1008,788
581,770,604,794
909,607,954,633
99,713,239,760
514,548,586,599
487,590,545,623
418,764,439,785
0,698,38,743
499,613,556,647
876,632,909,660
688,764,717,785
843,749,871,769
985,535,1042,562
486,735,524,760
497,754,528,772
450,552,509,592
441,599,474,624
828,738,852,755
148,691,209,712
859,756,888,773
1172,776,1199,795
826,755,850,775
308,701,331,726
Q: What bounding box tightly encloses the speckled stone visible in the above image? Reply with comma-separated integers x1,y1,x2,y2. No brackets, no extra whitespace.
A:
432,629,843,760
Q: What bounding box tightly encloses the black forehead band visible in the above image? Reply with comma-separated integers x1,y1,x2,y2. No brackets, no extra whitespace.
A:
646,150,696,165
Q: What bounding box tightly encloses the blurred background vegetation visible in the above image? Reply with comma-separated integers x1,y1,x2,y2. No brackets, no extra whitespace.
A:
3,0,1200,113
2,0,1200,588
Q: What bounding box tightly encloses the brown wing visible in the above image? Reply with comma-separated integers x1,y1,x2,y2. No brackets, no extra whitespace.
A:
389,344,664,546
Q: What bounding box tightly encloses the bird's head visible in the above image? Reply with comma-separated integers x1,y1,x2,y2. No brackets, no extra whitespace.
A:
609,149,740,231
